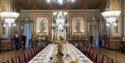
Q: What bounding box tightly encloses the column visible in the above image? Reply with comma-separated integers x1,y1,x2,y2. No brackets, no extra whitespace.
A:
121,0,125,37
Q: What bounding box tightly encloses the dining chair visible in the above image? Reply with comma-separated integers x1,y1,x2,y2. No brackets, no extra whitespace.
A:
11,56,19,63
19,52,25,63
97,54,104,63
31,48,35,57
82,46,86,53
92,51,98,63
89,48,94,59
86,47,91,57
107,56,113,63
24,51,29,63
28,49,32,60
103,55,108,63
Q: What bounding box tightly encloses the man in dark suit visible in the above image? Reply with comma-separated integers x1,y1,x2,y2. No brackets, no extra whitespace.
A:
22,34,26,49
89,35,93,47
13,33,19,50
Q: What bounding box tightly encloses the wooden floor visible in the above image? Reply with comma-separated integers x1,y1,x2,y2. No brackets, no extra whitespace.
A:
0,48,125,63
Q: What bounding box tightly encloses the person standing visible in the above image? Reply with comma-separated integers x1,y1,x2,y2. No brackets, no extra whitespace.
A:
24,16,32,48
13,33,19,50
99,34,103,47
89,35,93,47
22,34,26,49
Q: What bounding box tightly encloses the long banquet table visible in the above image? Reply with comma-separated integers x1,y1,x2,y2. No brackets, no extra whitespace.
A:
28,44,58,63
29,43,93,63
62,43,93,63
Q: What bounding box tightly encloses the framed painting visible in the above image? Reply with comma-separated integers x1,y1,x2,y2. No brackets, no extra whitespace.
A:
36,17,49,35
33,11,52,37
72,17,84,35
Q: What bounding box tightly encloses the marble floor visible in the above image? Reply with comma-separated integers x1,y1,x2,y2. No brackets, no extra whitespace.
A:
0,48,125,63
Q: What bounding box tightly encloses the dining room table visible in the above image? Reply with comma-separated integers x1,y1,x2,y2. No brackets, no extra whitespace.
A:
28,43,93,63
28,44,58,63
62,43,93,63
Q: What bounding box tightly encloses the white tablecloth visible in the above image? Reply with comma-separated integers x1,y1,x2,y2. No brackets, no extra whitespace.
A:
29,43,93,63
62,43,93,63
28,44,57,63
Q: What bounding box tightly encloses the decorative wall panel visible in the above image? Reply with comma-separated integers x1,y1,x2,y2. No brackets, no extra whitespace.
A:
69,11,88,38
72,17,84,35
33,11,52,38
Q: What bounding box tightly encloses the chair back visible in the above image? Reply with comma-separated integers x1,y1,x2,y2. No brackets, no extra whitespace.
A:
86,47,91,56
92,51,98,63
19,53,25,63
97,54,104,63
103,55,108,63
107,57,113,63
24,51,29,63
89,49,94,59
11,56,19,63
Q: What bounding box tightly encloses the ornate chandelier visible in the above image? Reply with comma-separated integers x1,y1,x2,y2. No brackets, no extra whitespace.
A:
101,0,121,26
52,11,68,27
0,12,19,27
47,0,75,5
101,11,121,23
0,0,20,27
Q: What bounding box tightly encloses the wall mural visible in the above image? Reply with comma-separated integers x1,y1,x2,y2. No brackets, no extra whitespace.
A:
36,17,49,35
72,17,84,35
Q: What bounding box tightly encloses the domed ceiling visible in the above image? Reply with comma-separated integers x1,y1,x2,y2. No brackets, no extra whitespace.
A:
14,0,107,11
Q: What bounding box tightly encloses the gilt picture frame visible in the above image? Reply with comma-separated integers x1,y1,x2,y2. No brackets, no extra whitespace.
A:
33,11,52,37
72,17,84,35
36,17,49,35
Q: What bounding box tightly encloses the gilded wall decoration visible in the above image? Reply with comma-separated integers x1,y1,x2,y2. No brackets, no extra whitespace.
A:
36,17,49,35
0,0,9,12
69,11,87,37
72,17,84,35
33,11,52,37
